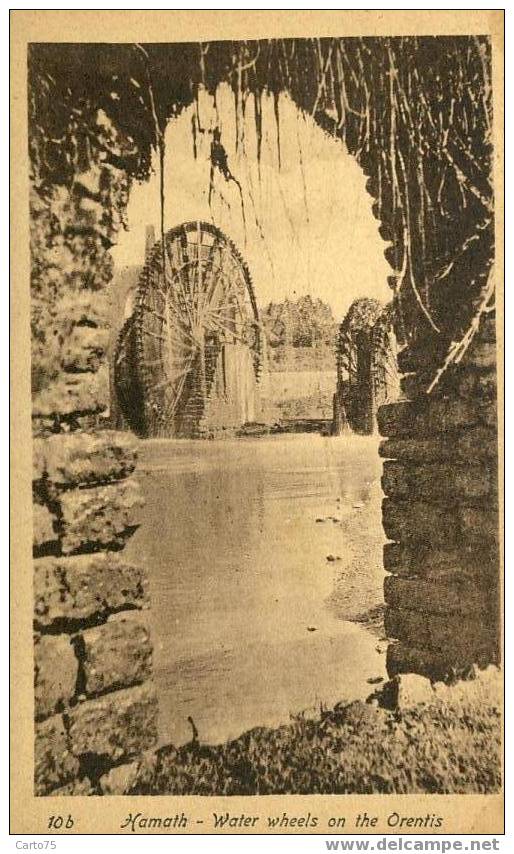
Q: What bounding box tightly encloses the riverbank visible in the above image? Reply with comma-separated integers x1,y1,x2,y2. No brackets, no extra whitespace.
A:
109,669,501,796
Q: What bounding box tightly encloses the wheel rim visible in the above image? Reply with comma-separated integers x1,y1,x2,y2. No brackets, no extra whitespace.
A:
134,221,262,435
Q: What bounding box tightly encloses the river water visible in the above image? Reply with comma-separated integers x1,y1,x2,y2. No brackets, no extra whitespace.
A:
126,434,388,747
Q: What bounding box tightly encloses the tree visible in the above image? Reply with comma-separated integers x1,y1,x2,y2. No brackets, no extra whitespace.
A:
262,296,337,349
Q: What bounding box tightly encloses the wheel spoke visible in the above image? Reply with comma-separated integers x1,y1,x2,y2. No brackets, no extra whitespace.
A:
200,243,227,313
144,355,190,369
155,283,188,323
206,305,244,330
152,362,194,392
165,243,195,330
206,268,229,315
179,227,193,301
197,237,220,318
132,222,261,436
161,355,196,419
141,311,194,348
205,312,242,341
194,227,204,327
141,328,166,343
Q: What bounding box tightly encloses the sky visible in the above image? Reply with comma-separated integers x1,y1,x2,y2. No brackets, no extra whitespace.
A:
111,85,392,322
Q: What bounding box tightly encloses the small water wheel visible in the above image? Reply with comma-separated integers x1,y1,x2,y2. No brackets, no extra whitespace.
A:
334,298,398,435
115,221,265,437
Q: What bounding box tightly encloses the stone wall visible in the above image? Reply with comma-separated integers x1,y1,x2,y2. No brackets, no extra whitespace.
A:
378,313,500,681
31,115,157,795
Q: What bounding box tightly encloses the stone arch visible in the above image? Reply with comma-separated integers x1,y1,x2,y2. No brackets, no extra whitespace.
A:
28,37,499,796
29,37,494,364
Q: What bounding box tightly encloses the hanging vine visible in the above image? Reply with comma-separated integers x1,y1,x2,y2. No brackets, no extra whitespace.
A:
29,35,495,386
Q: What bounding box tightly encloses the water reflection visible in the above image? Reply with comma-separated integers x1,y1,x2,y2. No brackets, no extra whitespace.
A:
126,434,387,746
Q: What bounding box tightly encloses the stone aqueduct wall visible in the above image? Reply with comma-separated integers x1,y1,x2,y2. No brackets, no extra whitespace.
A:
31,125,158,796
378,314,500,681
33,433,157,795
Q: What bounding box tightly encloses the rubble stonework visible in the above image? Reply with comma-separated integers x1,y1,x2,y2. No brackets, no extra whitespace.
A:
31,125,157,795
378,313,500,681
27,55,499,796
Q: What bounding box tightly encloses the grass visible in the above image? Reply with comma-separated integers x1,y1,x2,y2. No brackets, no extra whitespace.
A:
128,694,501,796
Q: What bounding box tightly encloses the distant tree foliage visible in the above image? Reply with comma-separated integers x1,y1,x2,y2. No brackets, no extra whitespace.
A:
29,37,494,379
262,296,337,349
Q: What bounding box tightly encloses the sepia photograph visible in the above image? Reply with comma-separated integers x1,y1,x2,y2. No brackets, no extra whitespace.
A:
10,8,504,836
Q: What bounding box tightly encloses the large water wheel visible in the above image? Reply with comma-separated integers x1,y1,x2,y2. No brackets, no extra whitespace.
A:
115,221,265,437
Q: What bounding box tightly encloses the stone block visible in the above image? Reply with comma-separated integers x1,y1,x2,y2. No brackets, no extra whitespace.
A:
81,619,152,696
453,465,492,500
35,714,79,795
33,502,58,551
432,665,502,710
383,541,411,574
459,507,499,544
457,425,498,460
386,647,502,701
379,437,452,463
61,327,109,373
384,575,484,615
386,642,462,682
384,608,428,649
67,685,158,762
43,431,137,489
381,669,499,709
35,635,78,718
380,432,497,465
32,367,109,418
98,751,157,795
382,461,490,504
423,547,498,582
377,401,425,438
385,607,496,659
382,498,458,546
381,461,410,498
383,541,498,581
388,673,439,707
59,478,143,554
426,463,489,503
34,553,148,628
